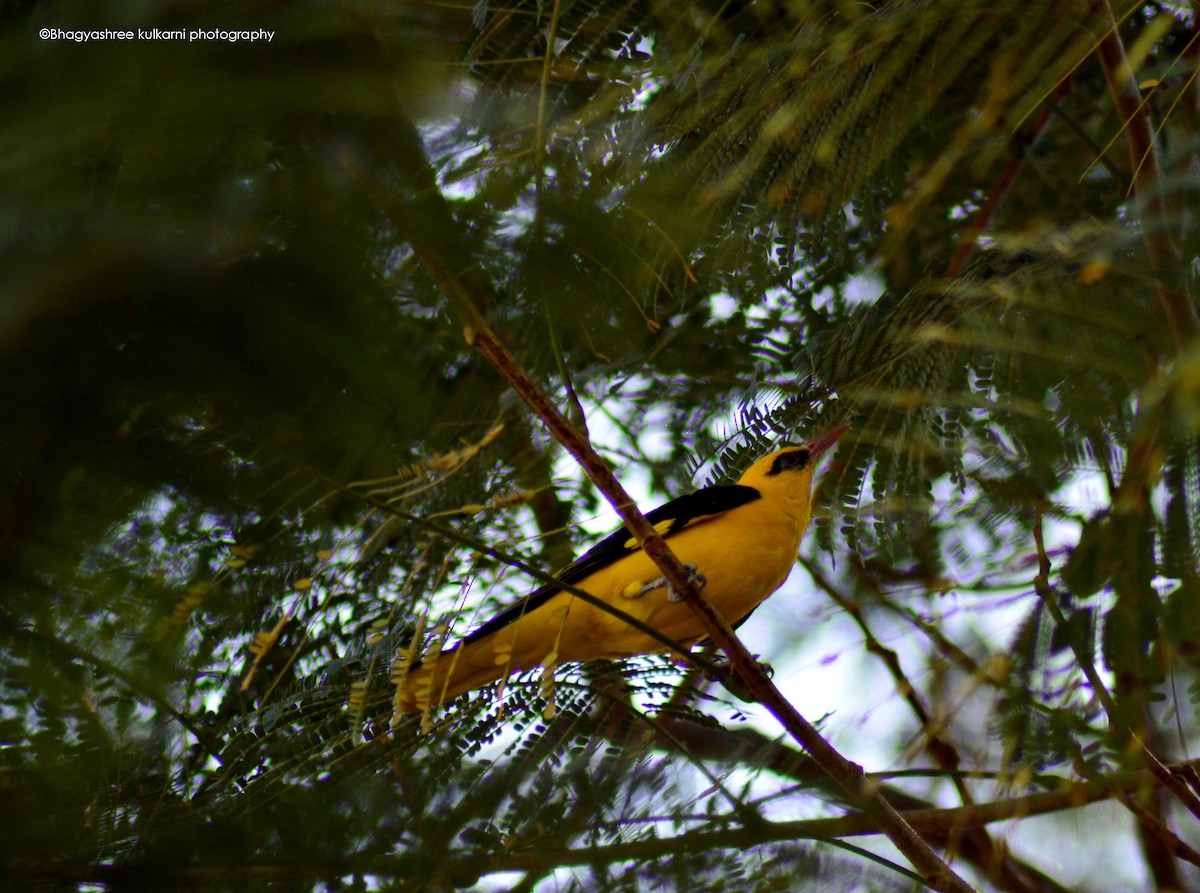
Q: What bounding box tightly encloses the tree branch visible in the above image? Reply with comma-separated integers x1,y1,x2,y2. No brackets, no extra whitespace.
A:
31,763,1199,891
386,118,979,893
1032,502,1200,832
946,81,1070,278
640,715,1073,893
1096,0,1198,350
1117,787,1200,880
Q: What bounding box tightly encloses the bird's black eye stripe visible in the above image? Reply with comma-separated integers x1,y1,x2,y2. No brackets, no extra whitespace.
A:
767,448,810,475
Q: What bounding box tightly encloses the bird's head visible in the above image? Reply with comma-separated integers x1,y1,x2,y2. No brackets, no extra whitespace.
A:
736,425,849,505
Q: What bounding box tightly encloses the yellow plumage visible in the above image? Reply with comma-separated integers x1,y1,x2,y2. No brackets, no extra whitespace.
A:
396,427,845,712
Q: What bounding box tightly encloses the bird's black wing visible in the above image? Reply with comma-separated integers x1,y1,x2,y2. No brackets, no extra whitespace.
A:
459,484,762,647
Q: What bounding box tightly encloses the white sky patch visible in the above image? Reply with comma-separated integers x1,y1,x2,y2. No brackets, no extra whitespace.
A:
708,291,739,321
551,405,660,539
843,270,885,305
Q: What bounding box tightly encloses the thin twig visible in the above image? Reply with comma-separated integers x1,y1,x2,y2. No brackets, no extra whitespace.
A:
6,624,225,767
1029,504,1119,718
1115,788,1200,870
850,560,989,684
1096,0,1198,350
946,82,1070,277
1031,502,1200,828
801,557,974,805
801,560,1074,891
387,123,980,892
464,303,979,893
638,716,1073,893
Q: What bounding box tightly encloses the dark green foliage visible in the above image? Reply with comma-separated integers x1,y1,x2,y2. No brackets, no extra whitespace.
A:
994,600,1102,774
4,0,1200,890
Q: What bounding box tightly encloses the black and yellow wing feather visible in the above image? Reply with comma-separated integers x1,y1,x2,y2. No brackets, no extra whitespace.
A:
456,484,762,648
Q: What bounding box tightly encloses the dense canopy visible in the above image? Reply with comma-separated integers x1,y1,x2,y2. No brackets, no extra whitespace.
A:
4,1,1200,891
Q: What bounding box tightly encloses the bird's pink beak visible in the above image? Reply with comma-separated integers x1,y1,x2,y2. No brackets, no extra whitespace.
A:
807,424,849,460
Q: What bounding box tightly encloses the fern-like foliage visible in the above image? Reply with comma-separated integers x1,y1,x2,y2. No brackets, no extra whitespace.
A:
6,0,1200,890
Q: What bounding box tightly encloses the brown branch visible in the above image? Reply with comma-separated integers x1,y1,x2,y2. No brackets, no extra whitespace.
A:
386,122,978,892
0,791,1112,889
1135,750,1200,844
641,716,1072,893
801,559,972,800
30,764,1197,891
798,561,1082,893
1086,20,1200,836
1116,787,1200,872
943,143,1025,278
1031,502,1200,834
1078,15,1200,831
1096,0,1198,350
1130,704,1195,889
945,81,1070,278
459,284,977,893
1093,41,1197,824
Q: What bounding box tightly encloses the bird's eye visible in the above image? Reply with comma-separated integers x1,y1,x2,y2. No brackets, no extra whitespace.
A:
768,449,810,475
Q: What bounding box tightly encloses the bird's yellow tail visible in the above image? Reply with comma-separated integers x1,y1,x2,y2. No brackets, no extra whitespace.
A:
394,639,526,713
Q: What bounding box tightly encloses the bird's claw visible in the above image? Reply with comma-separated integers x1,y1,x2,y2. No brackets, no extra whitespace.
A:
667,564,706,602
707,656,773,703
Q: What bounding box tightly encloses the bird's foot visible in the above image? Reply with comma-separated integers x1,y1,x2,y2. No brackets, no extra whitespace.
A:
667,564,706,602
622,564,706,601
707,656,773,703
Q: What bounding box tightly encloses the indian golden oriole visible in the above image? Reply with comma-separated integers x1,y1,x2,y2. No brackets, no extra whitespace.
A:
397,426,847,712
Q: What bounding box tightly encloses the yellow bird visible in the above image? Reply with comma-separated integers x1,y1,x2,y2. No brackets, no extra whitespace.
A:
397,426,847,712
